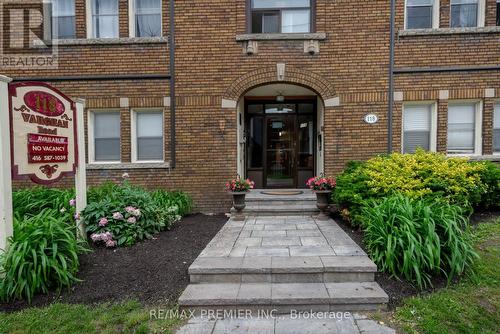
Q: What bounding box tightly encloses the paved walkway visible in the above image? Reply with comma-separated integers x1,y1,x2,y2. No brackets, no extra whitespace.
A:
198,216,366,258
176,313,396,334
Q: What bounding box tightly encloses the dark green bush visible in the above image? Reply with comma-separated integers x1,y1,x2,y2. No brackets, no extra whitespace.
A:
82,182,192,247
0,210,87,303
473,161,500,209
361,194,478,289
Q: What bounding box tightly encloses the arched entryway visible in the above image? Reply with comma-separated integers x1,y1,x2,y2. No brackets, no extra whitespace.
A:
237,83,325,189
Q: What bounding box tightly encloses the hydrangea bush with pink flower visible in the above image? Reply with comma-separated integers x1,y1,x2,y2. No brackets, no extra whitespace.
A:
306,175,337,191
82,181,189,247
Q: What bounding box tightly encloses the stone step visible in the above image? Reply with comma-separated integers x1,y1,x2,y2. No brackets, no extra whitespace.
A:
189,256,377,283
244,200,316,206
179,282,388,313
237,206,320,216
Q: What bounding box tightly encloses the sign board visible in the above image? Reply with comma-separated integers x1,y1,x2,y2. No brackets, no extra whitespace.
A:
9,82,78,184
364,113,379,124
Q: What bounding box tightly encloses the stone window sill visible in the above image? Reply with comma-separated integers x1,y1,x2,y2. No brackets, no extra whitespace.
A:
87,162,171,170
399,26,500,37
236,33,327,42
40,37,168,46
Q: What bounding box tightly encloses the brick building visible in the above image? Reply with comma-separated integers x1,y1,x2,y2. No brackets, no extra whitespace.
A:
1,0,499,212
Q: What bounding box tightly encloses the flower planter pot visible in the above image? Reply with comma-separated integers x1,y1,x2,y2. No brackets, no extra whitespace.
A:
313,190,332,220
229,191,248,221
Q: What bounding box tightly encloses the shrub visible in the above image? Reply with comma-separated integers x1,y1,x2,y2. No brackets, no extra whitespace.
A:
361,194,478,289
12,187,75,221
473,161,500,209
334,150,492,225
0,210,87,303
82,182,189,247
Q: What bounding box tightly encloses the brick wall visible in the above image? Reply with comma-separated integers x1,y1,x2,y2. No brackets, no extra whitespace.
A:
2,0,499,212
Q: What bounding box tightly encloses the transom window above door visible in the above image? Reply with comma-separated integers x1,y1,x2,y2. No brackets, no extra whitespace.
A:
250,0,312,33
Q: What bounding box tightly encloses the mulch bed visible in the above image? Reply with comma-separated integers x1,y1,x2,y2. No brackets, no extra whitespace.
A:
0,213,228,313
333,210,500,310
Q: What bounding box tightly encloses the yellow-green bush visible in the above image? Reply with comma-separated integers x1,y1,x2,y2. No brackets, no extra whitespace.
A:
334,150,496,225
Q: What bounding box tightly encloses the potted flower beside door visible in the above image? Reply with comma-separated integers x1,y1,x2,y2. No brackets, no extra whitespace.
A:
306,175,336,220
226,176,255,221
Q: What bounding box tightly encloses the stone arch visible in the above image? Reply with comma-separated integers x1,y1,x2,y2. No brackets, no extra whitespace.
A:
222,65,337,103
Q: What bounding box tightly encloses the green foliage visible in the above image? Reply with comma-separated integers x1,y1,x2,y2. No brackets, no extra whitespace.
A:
12,187,75,221
334,150,497,225
82,182,191,247
392,219,500,334
0,300,182,334
361,194,478,290
0,210,87,303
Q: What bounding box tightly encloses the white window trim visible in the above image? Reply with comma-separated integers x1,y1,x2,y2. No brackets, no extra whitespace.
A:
130,108,165,163
401,101,438,153
494,100,500,155
404,0,440,30
447,100,483,156
449,0,485,28
86,0,120,38
128,0,163,38
88,109,122,164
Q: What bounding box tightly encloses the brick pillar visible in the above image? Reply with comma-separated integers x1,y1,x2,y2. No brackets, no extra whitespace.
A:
440,0,451,27
437,100,448,153
483,99,495,155
119,0,129,37
121,108,131,162
75,0,87,38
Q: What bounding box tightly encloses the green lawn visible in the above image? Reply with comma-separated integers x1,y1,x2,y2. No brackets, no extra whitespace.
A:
384,218,500,334
0,301,182,334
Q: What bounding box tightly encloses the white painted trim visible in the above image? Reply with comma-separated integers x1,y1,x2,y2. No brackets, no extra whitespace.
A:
0,76,13,251
75,99,87,239
404,0,440,30
401,101,438,153
237,101,245,178
222,99,237,109
42,0,52,41
324,96,340,107
130,108,165,163
447,100,483,155
87,109,122,164
316,96,325,176
86,0,92,38
493,101,500,154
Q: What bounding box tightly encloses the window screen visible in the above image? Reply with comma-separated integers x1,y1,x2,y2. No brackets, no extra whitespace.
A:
450,0,478,27
136,111,163,161
52,0,76,39
251,0,311,33
403,104,432,153
92,0,119,38
447,103,476,153
406,0,434,29
135,0,161,37
94,112,121,162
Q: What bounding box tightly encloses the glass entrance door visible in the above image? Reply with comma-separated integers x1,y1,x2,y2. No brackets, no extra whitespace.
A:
266,115,295,188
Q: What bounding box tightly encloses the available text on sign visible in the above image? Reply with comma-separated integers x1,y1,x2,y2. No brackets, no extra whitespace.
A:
9,82,78,183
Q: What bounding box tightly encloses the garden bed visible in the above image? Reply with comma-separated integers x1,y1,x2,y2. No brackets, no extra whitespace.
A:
0,213,227,313
334,210,500,310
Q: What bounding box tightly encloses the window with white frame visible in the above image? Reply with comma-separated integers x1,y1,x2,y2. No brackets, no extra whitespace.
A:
132,110,164,162
450,0,483,27
89,0,119,38
51,0,76,39
447,102,482,154
403,103,436,153
250,0,312,33
494,102,500,152
405,0,438,29
91,111,121,162
130,0,162,37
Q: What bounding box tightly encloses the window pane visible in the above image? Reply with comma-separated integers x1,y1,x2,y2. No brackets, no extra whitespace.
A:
262,13,280,33
404,105,431,153
94,112,120,139
95,138,120,161
407,6,433,29
137,112,162,137
298,115,314,168
282,9,310,33
407,0,433,5
298,103,314,113
52,0,75,39
450,3,478,27
136,0,161,37
497,2,500,26
252,0,310,9
247,116,263,168
137,137,163,160
447,104,475,153
265,104,295,113
247,104,264,114
93,0,119,38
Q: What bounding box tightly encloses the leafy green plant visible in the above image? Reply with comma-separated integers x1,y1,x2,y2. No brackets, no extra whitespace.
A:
361,194,478,289
473,161,500,209
0,210,88,303
82,182,189,247
12,187,75,221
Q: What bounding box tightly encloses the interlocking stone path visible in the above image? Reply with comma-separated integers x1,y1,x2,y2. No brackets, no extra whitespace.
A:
176,313,396,334
198,216,366,258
